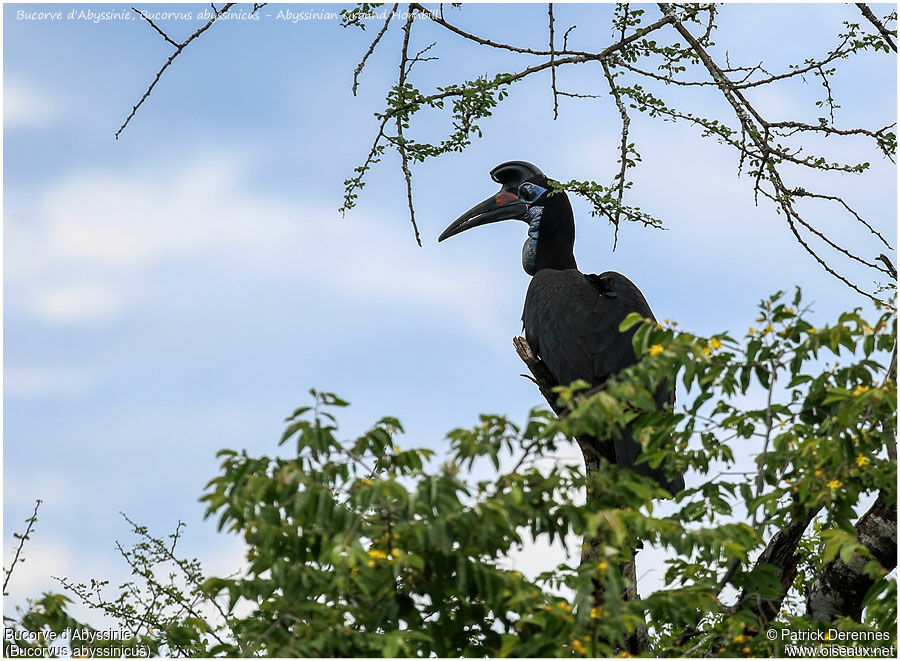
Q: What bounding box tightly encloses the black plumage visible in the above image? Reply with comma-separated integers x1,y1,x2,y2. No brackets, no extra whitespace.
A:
439,161,683,494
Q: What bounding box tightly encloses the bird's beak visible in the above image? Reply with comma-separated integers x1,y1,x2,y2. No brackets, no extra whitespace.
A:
438,190,528,242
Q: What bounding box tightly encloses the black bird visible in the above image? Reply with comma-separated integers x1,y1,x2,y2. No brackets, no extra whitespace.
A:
439,161,684,494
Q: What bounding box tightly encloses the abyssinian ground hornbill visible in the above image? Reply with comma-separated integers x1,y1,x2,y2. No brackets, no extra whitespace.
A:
439,160,684,495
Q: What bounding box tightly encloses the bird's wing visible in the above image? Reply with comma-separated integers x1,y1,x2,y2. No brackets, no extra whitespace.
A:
522,269,683,494
522,269,656,388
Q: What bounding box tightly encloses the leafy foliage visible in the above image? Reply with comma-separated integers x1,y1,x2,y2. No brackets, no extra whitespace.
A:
340,3,895,301
4,292,895,657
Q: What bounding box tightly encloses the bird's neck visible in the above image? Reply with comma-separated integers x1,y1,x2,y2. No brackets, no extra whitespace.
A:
534,245,578,273
522,208,577,275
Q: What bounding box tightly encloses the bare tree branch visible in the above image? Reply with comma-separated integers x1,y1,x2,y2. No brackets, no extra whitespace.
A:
116,3,235,139
352,3,399,96
548,3,559,120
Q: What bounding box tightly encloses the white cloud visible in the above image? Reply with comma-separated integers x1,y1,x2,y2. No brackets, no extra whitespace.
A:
4,366,94,398
3,79,60,129
38,155,294,268
4,473,82,513
30,282,123,323
3,540,79,598
5,151,510,340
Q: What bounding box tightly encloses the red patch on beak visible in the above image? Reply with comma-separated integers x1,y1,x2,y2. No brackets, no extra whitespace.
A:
495,191,519,206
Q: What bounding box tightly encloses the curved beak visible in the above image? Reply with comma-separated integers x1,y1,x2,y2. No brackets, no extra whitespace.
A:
438,190,528,242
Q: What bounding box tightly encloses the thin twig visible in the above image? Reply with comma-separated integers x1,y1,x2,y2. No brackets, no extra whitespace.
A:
659,2,883,303
132,7,179,47
352,3,399,96
562,24,576,52
3,500,42,594
878,253,898,279
116,3,235,139
119,513,243,654
396,9,422,246
549,3,559,119
601,59,631,251
792,188,894,251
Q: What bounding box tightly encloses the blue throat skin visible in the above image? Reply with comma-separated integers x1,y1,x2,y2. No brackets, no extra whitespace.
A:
521,205,543,276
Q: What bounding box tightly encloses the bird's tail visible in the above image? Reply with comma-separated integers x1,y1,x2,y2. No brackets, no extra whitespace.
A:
612,427,684,495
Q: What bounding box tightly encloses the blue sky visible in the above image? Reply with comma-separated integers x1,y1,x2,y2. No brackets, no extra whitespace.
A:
3,3,896,622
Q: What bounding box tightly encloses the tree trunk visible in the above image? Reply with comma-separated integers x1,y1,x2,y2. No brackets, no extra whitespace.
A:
513,336,649,654
807,493,897,622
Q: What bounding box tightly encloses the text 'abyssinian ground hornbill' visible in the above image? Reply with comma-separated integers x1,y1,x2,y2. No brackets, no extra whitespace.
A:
439,161,684,495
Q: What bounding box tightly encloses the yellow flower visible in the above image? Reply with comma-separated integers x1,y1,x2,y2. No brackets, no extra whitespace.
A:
827,479,843,490
367,560,375,567
863,324,874,335
572,640,586,654
703,347,711,356
368,548,388,560
856,454,869,467
709,337,722,350
742,647,752,656
785,307,795,314
764,324,774,334
814,469,823,477
394,444,402,452
590,607,600,619
748,327,757,335
557,600,572,611
649,344,664,356
734,634,746,644
852,385,869,396
596,560,608,572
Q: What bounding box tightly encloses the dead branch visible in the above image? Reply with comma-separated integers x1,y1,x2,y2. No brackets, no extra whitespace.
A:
548,4,559,120
116,3,236,139
352,3,399,96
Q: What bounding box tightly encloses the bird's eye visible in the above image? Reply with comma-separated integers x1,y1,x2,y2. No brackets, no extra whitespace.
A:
519,183,535,201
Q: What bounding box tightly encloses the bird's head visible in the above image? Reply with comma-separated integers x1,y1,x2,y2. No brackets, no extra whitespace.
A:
438,160,575,275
